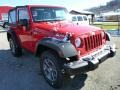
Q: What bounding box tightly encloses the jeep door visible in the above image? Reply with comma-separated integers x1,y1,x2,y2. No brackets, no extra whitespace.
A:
17,7,34,52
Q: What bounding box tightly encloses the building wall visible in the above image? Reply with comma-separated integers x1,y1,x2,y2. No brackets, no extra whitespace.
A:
0,6,13,21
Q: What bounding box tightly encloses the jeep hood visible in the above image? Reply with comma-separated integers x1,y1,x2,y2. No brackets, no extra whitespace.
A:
33,21,101,36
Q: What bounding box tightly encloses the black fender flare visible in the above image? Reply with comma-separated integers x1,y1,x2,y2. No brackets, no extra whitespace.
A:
35,38,78,58
7,30,21,48
105,32,111,41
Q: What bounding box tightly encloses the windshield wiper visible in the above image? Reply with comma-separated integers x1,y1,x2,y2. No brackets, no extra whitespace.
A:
54,18,66,21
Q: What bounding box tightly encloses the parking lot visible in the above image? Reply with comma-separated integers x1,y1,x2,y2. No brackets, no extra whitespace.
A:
0,31,120,90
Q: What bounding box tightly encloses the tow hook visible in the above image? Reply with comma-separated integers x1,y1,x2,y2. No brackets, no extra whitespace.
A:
109,44,116,57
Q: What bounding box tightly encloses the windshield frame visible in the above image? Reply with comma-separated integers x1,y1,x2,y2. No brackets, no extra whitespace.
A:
31,7,68,22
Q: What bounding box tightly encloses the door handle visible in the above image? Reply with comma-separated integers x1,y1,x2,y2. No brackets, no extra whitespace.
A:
31,31,40,35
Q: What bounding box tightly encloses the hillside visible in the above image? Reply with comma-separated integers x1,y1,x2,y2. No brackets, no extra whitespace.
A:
87,0,120,14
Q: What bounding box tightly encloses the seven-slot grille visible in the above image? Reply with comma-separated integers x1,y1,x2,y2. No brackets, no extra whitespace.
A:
84,34,102,51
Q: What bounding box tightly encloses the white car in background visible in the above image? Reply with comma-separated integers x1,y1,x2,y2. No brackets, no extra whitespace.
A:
72,15,89,25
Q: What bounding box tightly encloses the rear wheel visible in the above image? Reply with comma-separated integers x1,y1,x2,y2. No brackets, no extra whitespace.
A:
40,50,64,88
9,38,22,57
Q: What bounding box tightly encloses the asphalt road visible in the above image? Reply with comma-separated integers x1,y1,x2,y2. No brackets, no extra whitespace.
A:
0,31,120,90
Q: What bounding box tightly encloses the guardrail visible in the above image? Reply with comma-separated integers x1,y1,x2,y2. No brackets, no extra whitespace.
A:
90,22,120,36
91,22,120,30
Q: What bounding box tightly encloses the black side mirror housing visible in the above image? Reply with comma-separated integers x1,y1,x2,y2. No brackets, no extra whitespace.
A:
19,19,28,26
2,21,9,28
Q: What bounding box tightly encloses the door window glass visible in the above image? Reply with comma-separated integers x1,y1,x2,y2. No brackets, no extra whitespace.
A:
8,10,16,24
18,8,29,21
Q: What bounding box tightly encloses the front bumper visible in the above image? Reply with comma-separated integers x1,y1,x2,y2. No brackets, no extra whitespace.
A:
64,44,116,75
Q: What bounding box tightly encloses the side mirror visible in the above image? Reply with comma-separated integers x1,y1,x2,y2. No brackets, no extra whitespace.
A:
2,21,9,28
19,19,28,26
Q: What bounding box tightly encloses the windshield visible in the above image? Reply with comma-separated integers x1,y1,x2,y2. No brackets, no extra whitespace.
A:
72,16,77,21
77,16,83,21
31,7,68,22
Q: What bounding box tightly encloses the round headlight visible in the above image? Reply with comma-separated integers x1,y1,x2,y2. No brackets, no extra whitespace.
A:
101,31,105,38
75,37,81,47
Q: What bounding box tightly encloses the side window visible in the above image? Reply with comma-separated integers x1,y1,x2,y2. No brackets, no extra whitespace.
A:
8,10,16,24
78,16,83,21
18,8,29,21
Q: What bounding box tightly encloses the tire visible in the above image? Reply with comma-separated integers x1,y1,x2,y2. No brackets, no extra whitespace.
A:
9,38,22,57
40,50,64,88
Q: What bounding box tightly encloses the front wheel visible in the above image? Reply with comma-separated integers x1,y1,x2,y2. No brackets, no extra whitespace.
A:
109,50,116,57
40,50,64,88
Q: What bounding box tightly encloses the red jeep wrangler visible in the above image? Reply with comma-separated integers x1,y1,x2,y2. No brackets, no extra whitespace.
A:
7,5,116,88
